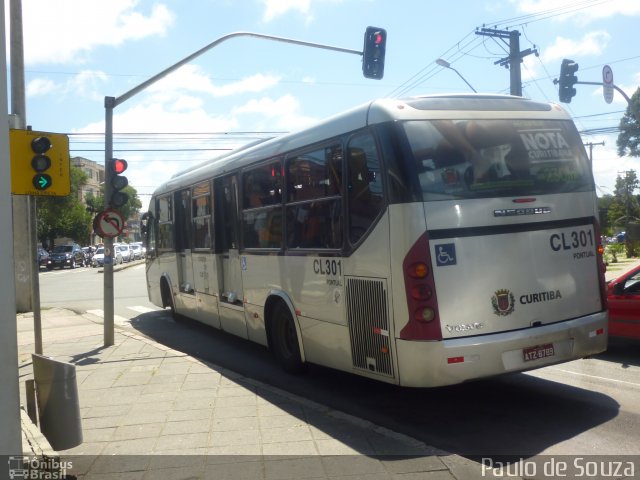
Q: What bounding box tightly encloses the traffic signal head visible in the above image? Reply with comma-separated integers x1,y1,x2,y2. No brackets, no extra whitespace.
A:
9,130,70,196
558,58,579,103
108,158,129,208
362,26,387,80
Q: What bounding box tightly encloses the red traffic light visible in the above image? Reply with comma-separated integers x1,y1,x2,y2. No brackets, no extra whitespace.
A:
362,26,387,80
112,158,128,174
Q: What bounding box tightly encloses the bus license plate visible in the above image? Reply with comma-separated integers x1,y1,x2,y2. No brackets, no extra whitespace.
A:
523,343,555,362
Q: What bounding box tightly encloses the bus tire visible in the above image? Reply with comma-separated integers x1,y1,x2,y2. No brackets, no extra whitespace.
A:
161,279,183,323
271,302,305,374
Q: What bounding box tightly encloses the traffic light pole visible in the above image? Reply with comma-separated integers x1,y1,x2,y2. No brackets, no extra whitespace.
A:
103,31,363,346
103,100,115,346
574,80,632,103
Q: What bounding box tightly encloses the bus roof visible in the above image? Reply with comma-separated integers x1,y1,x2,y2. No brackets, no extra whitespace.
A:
152,94,569,198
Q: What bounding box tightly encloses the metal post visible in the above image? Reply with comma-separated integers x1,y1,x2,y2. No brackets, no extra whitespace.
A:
103,98,115,347
101,32,362,346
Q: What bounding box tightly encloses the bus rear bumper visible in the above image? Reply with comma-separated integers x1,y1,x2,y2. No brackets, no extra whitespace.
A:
395,311,608,388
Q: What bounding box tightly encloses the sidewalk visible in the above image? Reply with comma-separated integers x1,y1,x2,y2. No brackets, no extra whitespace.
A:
15,307,494,479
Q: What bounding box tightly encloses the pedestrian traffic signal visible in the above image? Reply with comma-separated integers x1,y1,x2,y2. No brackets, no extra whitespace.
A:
362,26,387,80
9,129,70,196
558,59,579,103
108,158,129,208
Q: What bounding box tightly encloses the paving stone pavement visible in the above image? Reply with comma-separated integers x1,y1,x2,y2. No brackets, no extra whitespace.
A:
15,307,509,479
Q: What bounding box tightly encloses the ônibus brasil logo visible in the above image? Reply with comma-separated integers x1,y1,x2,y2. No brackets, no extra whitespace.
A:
492,289,515,316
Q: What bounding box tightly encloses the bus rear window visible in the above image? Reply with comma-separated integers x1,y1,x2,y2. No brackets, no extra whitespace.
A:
403,119,593,200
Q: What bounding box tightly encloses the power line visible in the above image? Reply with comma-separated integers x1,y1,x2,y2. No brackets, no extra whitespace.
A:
484,0,611,29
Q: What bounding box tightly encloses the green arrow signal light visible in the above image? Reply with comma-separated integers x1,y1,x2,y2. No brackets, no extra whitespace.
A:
32,173,52,190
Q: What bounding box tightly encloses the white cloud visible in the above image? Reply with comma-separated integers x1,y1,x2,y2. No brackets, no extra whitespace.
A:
232,94,317,130
542,31,610,62
64,71,109,100
260,0,313,23
148,65,281,98
20,0,174,65
26,78,57,97
26,70,109,100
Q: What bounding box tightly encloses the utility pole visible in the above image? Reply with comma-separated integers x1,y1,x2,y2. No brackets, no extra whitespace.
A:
476,28,537,96
10,0,43,354
10,0,37,316
584,140,605,170
1,0,23,458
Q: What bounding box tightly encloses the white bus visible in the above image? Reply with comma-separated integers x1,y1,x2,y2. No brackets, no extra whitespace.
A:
143,94,608,387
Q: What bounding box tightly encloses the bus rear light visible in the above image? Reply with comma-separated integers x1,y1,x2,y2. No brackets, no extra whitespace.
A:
589,327,605,338
400,232,442,341
407,262,429,278
593,219,608,311
414,307,435,322
411,284,432,301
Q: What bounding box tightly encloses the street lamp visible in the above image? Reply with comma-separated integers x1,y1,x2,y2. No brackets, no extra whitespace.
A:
436,58,477,93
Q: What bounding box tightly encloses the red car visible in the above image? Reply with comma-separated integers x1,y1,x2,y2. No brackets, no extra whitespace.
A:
607,264,640,339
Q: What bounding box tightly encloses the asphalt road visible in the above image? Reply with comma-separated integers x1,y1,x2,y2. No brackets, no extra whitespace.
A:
38,264,640,460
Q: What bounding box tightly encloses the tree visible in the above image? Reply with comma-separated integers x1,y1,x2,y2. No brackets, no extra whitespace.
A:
116,185,142,221
84,184,141,220
36,166,93,248
597,193,615,235
608,170,640,256
617,87,640,157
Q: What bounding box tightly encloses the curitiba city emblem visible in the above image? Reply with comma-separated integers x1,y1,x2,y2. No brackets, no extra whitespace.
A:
492,289,515,316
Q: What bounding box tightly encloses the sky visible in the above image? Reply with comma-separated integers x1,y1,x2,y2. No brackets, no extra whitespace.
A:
7,0,640,209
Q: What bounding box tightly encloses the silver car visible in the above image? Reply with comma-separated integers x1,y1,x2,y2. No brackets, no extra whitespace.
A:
118,244,132,262
91,246,123,267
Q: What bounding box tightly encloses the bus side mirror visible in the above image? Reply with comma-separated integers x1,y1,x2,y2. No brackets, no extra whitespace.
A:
140,211,151,237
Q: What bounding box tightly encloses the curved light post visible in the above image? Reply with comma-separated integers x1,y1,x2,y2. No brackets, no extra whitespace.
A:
436,58,477,93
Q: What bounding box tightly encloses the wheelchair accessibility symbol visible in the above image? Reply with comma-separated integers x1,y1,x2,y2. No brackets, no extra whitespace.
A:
435,244,457,267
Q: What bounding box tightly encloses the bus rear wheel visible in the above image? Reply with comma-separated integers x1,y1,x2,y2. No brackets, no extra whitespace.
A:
271,302,305,374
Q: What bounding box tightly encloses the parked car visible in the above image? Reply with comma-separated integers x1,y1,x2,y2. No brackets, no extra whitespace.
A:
37,247,50,270
135,242,146,258
129,243,143,260
118,244,132,262
91,246,123,267
607,264,640,339
49,243,85,269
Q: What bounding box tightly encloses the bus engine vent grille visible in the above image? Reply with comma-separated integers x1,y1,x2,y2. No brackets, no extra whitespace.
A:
346,277,393,377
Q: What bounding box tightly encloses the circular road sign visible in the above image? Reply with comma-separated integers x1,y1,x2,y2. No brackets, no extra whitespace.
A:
94,209,125,238
602,65,614,104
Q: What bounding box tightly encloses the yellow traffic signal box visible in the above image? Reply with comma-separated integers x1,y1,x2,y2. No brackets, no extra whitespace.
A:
9,129,70,196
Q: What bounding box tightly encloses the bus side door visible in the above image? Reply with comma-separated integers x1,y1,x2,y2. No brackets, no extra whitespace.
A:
174,189,196,313
214,174,248,338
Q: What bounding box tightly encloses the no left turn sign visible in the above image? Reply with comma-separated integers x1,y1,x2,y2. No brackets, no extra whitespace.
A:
94,209,125,238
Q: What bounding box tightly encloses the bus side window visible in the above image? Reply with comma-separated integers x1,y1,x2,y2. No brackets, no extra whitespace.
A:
157,195,174,251
286,144,343,250
347,133,384,244
241,160,283,249
192,181,213,250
